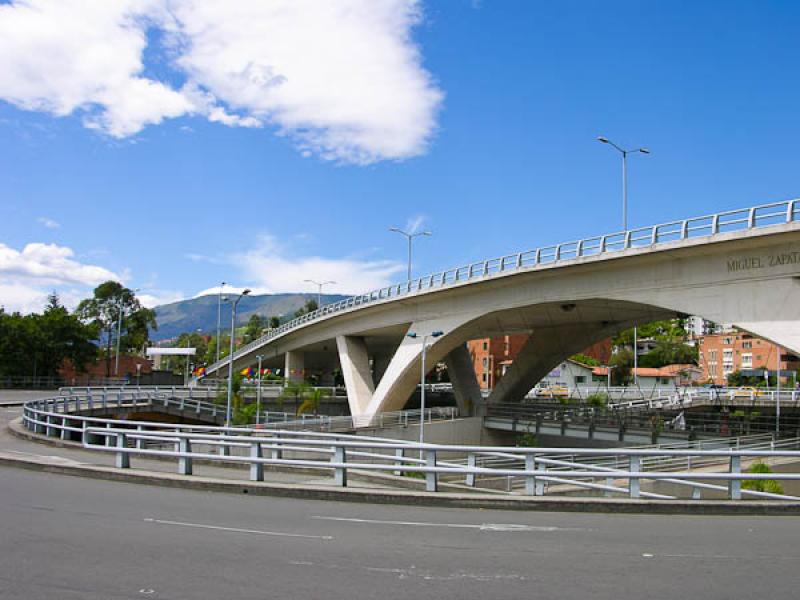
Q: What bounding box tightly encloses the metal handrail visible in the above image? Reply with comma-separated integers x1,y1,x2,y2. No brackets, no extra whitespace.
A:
20,393,800,501
202,198,800,376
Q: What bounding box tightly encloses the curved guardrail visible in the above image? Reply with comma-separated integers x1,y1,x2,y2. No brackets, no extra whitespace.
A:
203,199,800,376
17,391,800,501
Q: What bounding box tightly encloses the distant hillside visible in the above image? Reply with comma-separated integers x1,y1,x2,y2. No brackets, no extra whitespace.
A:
151,292,348,341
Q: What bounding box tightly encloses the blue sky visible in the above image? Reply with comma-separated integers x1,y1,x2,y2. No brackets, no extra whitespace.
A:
1,0,799,312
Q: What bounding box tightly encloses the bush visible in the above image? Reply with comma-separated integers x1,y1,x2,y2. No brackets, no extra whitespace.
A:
742,461,784,494
516,432,538,447
587,392,608,408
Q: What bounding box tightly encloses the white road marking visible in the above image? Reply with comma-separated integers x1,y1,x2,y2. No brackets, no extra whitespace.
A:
3,450,85,465
310,516,586,532
143,518,333,540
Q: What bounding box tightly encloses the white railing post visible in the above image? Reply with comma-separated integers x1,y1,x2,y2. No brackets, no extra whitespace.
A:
178,438,193,475
333,445,347,487
115,432,130,469
525,453,536,496
629,455,641,498
250,441,264,482
394,448,405,476
729,455,742,500
425,449,438,492
466,453,477,487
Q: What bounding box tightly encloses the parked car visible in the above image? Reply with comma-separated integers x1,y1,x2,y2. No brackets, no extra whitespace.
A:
729,386,766,398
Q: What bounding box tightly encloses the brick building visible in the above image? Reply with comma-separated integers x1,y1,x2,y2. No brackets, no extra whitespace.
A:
697,331,800,385
466,334,613,390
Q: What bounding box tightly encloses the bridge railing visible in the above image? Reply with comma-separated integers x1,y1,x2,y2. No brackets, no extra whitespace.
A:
77,425,800,501
202,198,800,376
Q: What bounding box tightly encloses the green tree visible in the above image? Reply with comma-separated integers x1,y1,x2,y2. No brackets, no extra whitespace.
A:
280,380,311,416
570,353,600,366
243,314,267,344
742,461,784,494
298,387,324,416
268,315,281,329
163,331,208,374
638,338,698,368
294,299,318,318
609,348,634,385
0,294,97,378
76,281,156,376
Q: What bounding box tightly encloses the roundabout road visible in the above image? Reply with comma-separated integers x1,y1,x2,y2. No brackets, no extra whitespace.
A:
2,462,800,600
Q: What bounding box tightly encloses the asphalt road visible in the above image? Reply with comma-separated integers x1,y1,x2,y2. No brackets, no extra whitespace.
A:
1,465,799,600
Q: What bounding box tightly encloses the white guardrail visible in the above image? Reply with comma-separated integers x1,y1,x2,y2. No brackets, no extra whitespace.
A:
203,199,800,377
20,391,800,502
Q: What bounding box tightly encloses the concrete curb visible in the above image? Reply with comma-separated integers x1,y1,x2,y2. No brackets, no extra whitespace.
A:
5,421,800,515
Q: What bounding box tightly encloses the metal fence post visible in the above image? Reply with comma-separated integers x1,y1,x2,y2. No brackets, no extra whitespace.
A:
525,454,536,496
250,441,264,482
729,455,742,500
178,438,193,475
425,450,438,492
333,445,347,487
115,432,130,469
394,448,405,476
629,455,641,499
466,453,477,487
136,425,144,450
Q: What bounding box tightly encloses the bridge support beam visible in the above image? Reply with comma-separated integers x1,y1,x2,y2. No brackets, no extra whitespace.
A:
444,343,483,416
284,350,305,383
336,336,375,418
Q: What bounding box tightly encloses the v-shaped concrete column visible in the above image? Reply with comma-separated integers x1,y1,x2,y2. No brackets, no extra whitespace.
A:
444,343,483,416
335,335,375,418
355,314,477,424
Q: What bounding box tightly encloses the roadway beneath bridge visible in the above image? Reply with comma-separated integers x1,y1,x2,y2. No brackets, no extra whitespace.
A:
1,463,799,599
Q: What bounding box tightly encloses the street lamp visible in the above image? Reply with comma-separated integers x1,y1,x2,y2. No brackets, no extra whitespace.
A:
256,354,265,426
216,281,226,365
597,137,649,386
406,330,444,451
303,279,336,308
389,227,432,281
114,288,139,377
596,136,650,232
223,289,251,427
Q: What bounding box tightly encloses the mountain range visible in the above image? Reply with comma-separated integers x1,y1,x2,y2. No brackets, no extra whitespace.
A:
151,292,348,341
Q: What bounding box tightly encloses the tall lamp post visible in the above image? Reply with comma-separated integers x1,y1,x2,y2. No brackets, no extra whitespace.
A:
114,288,139,377
389,227,432,281
406,330,444,452
223,289,251,427
597,136,650,385
303,279,336,308
215,281,226,365
256,354,264,426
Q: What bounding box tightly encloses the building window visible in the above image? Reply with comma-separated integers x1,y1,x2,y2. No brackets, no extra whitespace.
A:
710,349,718,361
723,362,734,375
481,373,487,382
742,353,753,368
723,349,733,361
575,375,586,384
482,357,488,368
709,362,717,377
742,341,753,349
723,337,733,345
483,341,488,351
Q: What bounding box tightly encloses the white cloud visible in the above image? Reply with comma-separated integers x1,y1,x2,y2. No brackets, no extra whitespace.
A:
37,216,60,229
138,290,185,308
0,241,122,312
0,0,442,163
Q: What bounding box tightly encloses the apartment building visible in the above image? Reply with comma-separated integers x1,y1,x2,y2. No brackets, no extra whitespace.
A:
697,330,799,385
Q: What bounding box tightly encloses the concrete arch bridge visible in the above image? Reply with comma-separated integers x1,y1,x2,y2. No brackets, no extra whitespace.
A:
199,200,800,426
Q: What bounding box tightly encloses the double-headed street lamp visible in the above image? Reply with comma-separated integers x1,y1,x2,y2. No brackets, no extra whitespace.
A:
389,227,432,281
223,288,251,427
215,281,226,365
598,136,650,385
114,288,139,376
596,136,650,232
406,330,444,451
255,354,265,426
304,279,336,308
